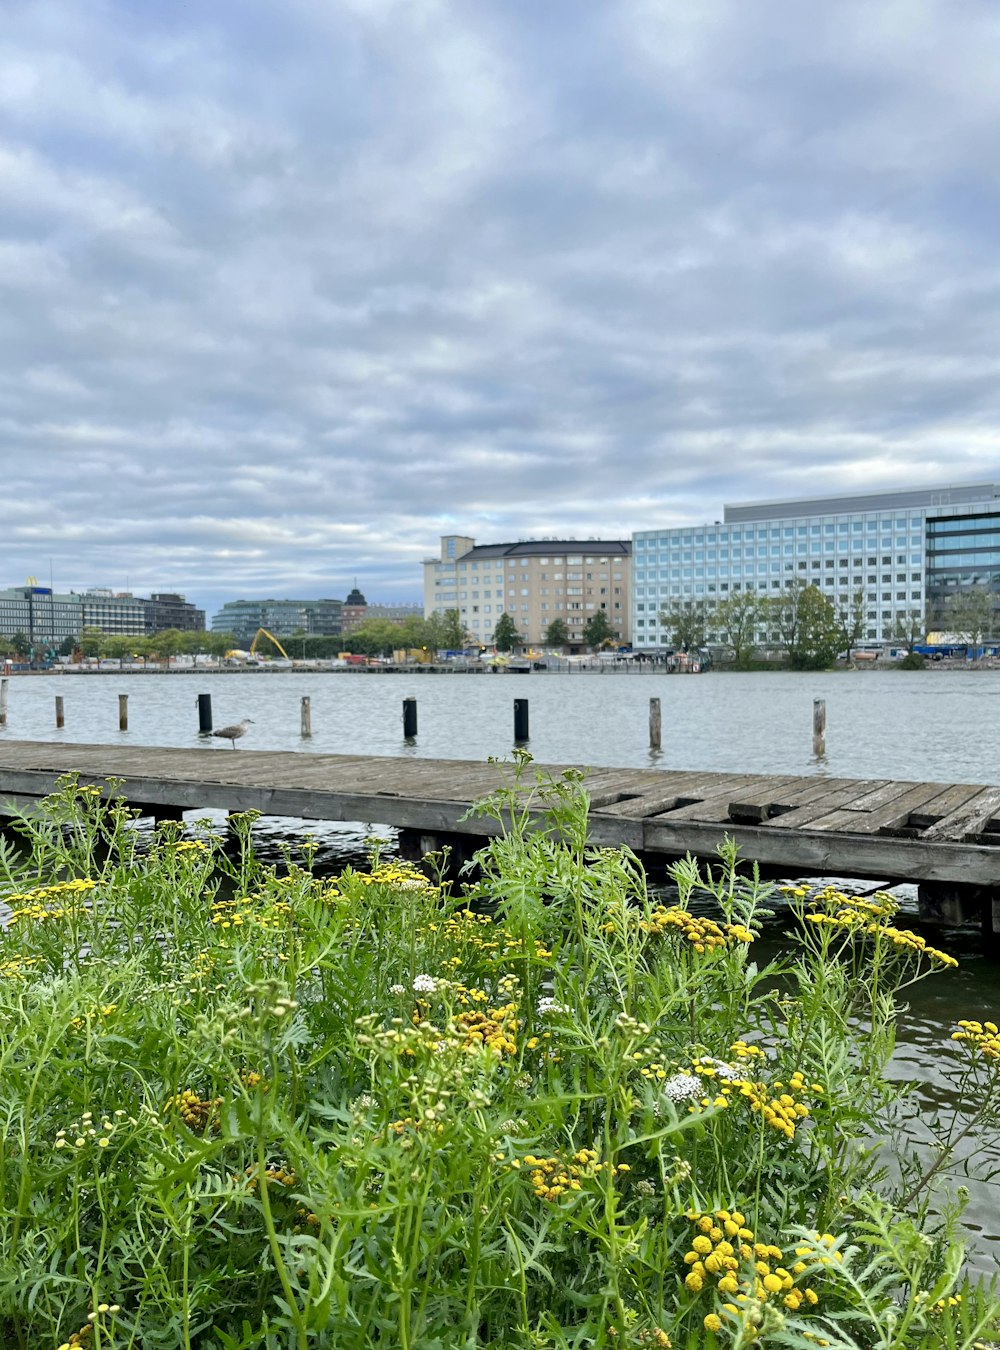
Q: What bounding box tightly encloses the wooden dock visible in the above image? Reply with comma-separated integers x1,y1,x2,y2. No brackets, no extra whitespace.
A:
0,741,998,920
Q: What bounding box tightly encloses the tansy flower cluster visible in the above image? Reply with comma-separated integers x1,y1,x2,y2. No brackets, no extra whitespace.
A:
682,1210,823,1323
54,1111,124,1152
951,1019,1000,1060
163,1087,223,1132
0,955,40,980
655,1055,822,1139
5,877,97,925
514,1148,630,1202
454,1003,519,1056
639,906,755,951
799,890,957,968
243,1162,296,1190
210,895,293,933
55,1303,122,1350
70,1003,117,1032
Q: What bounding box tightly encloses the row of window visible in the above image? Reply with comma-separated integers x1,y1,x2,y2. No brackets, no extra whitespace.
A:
637,520,924,547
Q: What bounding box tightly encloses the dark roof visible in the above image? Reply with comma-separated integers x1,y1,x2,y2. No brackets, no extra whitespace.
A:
460,540,631,560
344,588,367,605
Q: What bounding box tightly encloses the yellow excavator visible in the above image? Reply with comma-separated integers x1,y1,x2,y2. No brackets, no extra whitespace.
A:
249,628,290,659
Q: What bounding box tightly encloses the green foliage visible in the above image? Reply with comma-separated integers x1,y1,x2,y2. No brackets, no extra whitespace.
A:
768,581,842,669
544,618,569,647
897,652,927,670
583,609,615,648
713,591,762,667
658,599,706,651
943,585,997,645
493,611,521,651
0,770,996,1348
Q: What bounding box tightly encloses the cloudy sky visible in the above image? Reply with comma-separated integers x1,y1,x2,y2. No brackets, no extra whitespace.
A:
3,0,1000,619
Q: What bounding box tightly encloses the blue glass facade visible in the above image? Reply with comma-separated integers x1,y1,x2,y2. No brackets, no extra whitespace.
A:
632,485,1000,647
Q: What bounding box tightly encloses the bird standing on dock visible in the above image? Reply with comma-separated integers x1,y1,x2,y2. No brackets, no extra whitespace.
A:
212,717,254,748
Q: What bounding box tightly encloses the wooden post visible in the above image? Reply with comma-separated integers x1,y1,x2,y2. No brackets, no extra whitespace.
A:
649,697,661,751
402,697,417,738
301,695,312,737
118,693,128,732
812,698,826,757
197,693,213,734
0,677,7,727
514,698,529,742
55,695,65,728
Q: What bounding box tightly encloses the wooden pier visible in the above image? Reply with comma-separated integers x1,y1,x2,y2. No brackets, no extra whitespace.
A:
0,740,997,928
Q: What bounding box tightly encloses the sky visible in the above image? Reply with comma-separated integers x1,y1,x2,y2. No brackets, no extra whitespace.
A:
3,0,1000,620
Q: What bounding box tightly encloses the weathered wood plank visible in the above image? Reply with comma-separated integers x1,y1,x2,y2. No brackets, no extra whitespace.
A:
650,777,781,823
765,779,893,829
807,783,959,835
726,777,812,822
921,787,1000,842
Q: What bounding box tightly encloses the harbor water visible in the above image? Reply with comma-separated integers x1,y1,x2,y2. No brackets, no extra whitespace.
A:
1,666,999,1269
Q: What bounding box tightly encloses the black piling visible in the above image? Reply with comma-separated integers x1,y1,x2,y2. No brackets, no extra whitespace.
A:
514,698,529,742
403,697,418,738
197,694,213,735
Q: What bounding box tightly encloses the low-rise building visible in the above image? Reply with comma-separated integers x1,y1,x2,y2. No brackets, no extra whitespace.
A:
210,598,343,645
424,536,632,647
143,593,205,635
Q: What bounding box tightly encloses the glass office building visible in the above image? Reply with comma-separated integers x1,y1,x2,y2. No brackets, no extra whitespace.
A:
632,483,1000,647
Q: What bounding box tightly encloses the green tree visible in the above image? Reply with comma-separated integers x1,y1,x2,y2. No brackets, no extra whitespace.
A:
892,609,924,656
835,584,868,662
657,599,706,651
768,581,841,669
438,609,468,649
58,635,77,657
544,618,569,647
493,612,521,652
203,631,237,658
945,585,996,648
713,590,761,667
77,627,104,658
11,631,31,658
583,610,615,649
148,629,184,659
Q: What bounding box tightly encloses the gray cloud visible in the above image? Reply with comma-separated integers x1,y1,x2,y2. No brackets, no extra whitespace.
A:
2,0,1000,618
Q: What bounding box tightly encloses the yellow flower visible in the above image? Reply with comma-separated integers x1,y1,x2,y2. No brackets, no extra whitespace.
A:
704,1313,723,1332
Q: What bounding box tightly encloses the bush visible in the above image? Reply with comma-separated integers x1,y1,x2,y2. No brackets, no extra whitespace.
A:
0,765,997,1348
897,652,927,670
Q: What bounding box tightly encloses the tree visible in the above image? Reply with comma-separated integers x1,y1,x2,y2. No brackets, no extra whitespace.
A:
892,610,924,656
945,586,996,649
768,581,841,670
58,635,77,657
657,599,706,652
493,612,521,652
544,618,569,647
713,591,761,667
438,609,468,650
77,627,104,657
835,585,868,663
583,610,615,649
11,630,31,658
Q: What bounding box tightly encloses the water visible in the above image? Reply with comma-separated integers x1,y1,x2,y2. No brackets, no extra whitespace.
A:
3,667,1000,1268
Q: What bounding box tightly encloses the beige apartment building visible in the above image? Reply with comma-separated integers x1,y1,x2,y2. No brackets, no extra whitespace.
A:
423,535,632,647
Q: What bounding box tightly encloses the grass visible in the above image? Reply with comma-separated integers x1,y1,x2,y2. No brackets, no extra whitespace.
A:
0,756,998,1349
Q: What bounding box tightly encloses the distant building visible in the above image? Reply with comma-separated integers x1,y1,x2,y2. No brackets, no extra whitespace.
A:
0,587,82,648
423,536,632,647
340,589,423,636
340,588,368,635
143,593,205,635
632,481,1000,646
79,589,146,637
210,598,343,645
0,586,203,647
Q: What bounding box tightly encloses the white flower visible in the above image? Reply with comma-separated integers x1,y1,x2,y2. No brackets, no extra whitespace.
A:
389,984,405,996
537,997,567,1015
412,974,437,994
698,1056,743,1082
661,1073,702,1102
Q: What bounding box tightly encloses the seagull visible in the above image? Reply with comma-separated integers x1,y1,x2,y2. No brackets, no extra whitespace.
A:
212,717,254,748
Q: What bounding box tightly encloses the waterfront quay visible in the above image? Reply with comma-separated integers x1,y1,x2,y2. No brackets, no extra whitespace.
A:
0,739,997,934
